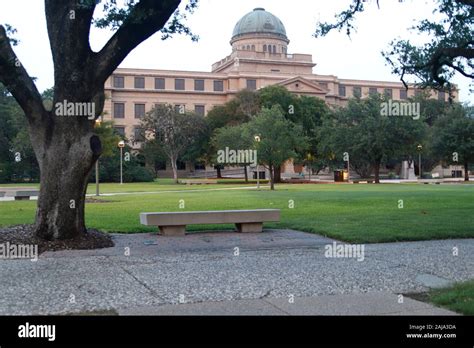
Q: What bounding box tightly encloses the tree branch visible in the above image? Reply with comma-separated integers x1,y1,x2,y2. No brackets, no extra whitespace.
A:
44,0,97,92
0,25,46,123
94,0,181,84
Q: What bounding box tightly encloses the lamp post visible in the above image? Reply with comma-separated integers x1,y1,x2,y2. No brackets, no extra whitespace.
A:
417,144,423,180
254,135,261,189
118,140,125,185
94,118,102,196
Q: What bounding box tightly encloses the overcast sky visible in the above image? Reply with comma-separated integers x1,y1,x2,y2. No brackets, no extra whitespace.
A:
0,0,472,102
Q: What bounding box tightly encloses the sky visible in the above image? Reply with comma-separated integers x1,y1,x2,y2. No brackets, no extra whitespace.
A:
0,0,472,102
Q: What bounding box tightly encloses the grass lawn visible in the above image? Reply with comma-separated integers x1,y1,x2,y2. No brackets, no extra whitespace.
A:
428,280,474,315
0,182,473,243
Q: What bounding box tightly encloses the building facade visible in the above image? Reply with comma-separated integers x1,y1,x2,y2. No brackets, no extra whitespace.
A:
103,8,458,178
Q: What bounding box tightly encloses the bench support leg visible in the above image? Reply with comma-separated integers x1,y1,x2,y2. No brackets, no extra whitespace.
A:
159,225,186,236
235,222,263,233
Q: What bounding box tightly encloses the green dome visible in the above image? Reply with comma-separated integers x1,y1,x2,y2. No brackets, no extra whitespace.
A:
232,8,288,41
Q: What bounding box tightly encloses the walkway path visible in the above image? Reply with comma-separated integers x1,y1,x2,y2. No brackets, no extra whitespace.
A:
0,229,472,315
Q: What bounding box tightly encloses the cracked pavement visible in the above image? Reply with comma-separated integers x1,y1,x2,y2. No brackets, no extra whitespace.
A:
0,229,472,315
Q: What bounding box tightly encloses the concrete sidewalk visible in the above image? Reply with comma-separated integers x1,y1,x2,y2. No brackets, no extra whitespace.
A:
119,292,456,316
0,229,472,315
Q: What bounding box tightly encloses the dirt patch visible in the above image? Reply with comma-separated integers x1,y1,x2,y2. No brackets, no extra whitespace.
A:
404,292,431,303
0,224,114,254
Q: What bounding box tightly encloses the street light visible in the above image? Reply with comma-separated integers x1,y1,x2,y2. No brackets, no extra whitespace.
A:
417,144,423,180
254,135,261,189
118,140,125,185
94,118,102,196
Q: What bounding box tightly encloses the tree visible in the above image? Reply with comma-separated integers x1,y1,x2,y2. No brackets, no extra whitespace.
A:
243,106,308,190
0,0,198,240
318,94,426,183
315,0,473,95
213,125,253,182
0,83,39,183
432,104,474,181
139,104,206,183
204,90,259,177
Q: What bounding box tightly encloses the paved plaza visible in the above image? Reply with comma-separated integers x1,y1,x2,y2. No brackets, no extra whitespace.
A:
0,229,472,315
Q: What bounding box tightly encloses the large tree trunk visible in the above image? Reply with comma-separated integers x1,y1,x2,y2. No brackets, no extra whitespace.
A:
274,165,282,183
216,165,223,179
171,157,178,184
32,117,101,240
464,161,470,182
373,160,381,184
269,164,275,190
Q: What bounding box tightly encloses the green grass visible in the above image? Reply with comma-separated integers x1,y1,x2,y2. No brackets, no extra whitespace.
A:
1,182,473,243
428,280,474,315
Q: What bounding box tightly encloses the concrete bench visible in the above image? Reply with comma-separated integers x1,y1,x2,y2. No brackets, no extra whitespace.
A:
180,179,218,185
140,209,280,236
5,190,40,200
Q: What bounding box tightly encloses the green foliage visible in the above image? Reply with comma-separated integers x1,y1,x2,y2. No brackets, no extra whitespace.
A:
139,104,206,181
93,0,200,41
243,106,309,189
432,104,474,167
0,83,39,183
315,0,473,93
90,143,154,183
93,121,121,158
318,94,426,180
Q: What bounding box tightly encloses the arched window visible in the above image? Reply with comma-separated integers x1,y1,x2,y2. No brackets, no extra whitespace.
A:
251,45,255,51
273,45,277,54
246,45,250,50
263,44,267,52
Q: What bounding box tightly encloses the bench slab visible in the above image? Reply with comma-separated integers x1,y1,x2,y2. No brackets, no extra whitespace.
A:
140,209,280,236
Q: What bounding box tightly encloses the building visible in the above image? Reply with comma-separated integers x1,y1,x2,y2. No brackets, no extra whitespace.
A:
103,7,459,178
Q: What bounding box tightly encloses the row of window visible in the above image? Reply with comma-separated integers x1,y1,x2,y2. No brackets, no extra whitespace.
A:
338,85,446,101
239,44,286,54
113,103,207,119
113,76,225,92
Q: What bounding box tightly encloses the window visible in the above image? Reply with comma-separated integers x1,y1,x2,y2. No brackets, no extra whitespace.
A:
438,91,446,101
353,86,362,98
251,45,255,51
175,104,185,114
195,105,205,116
175,78,185,90
114,126,125,137
113,103,125,118
263,44,267,52
134,104,145,118
272,45,276,54
214,80,224,92
246,79,257,90
369,87,378,95
134,127,144,142
194,79,205,91
134,77,145,89
338,85,346,97
195,163,206,170
384,88,393,98
246,45,250,50
415,89,422,97
319,82,328,89
113,76,124,88
399,89,408,100
155,78,165,90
